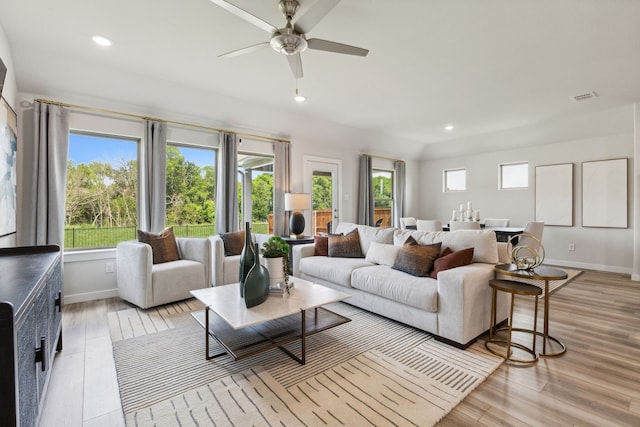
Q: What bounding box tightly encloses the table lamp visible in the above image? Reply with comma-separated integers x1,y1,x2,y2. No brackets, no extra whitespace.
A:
285,193,310,238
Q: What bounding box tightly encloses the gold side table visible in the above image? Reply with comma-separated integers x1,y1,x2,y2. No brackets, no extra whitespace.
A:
486,279,543,364
494,264,568,357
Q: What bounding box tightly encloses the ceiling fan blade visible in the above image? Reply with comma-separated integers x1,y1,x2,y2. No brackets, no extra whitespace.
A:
307,38,369,57
287,53,304,79
218,42,270,58
208,0,278,33
294,0,341,33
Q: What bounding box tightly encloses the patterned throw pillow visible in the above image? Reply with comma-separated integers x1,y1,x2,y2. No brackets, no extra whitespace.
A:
219,230,245,256
391,236,441,277
430,247,475,278
137,227,180,264
328,229,363,258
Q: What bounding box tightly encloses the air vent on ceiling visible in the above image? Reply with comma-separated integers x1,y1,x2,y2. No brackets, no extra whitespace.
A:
570,91,598,102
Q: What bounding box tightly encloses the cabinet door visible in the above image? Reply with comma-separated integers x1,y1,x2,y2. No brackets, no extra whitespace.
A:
17,304,38,427
47,260,62,354
35,287,50,397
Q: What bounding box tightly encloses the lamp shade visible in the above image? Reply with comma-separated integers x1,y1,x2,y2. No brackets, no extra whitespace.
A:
284,193,310,211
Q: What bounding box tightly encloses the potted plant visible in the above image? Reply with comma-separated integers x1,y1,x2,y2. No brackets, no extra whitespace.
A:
260,236,290,286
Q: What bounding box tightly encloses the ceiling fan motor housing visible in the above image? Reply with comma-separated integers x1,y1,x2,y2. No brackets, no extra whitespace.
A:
271,27,307,55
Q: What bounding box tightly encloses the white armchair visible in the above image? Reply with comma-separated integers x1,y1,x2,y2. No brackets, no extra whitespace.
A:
483,218,510,227
449,221,481,230
116,237,211,309
209,233,272,286
416,219,442,231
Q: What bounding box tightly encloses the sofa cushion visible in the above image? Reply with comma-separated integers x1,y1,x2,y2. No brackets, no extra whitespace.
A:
219,230,245,256
392,237,441,277
393,229,498,264
334,222,395,255
137,227,180,264
351,265,438,312
299,256,373,287
328,229,363,258
441,230,498,264
430,247,474,278
365,242,400,266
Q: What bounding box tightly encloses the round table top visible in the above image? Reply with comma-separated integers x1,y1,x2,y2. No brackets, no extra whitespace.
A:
494,263,568,281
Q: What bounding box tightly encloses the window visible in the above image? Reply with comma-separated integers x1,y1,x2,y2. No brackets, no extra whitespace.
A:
500,162,528,189
444,168,466,192
165,144,216,237
65,132,138,249
238,152,274,234
373,169,393,227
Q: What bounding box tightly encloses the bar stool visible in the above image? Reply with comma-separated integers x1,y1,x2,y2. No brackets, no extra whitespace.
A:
485,279,543,364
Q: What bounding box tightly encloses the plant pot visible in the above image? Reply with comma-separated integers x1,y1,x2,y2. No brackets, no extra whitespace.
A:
264,257,285,286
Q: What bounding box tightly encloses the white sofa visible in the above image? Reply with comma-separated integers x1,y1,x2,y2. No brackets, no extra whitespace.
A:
292,222,511,348
209,233,272,286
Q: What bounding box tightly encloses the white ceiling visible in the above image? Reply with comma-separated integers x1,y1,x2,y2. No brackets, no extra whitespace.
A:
1,0,639,159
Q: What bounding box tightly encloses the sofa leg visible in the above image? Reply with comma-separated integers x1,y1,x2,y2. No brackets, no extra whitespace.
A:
433,335,476,350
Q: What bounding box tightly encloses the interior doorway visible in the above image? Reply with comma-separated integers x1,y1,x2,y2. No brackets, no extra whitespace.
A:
303,156,341,236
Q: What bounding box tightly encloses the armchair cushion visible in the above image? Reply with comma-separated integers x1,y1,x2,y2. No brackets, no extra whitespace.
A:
219,230,245,256
137,227,180,264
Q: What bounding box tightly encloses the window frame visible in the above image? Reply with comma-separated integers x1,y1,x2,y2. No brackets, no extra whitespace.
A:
499,162,529,190
443,168,467,192
372,168,394,226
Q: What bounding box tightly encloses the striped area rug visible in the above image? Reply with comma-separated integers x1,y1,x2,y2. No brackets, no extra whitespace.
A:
111,301,502,426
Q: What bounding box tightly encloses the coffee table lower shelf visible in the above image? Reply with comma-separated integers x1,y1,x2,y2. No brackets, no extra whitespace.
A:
191,306,350,365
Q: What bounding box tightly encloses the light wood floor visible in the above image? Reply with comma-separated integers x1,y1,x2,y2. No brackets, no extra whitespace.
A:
39,269,640,426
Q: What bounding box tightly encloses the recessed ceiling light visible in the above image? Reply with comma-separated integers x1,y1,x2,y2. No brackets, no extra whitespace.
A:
92,36,112,47
445,124,454,131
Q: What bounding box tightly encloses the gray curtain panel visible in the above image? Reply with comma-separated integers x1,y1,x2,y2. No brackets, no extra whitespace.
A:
394,160,406,228
18,101,69,247
139,120,167,232
215,132,238,233
357,154,374,226
273,141,291,236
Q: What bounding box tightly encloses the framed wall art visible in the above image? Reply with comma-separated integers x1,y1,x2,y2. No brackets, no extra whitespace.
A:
535,163,573,226
0,96,17,237
582,158,627,228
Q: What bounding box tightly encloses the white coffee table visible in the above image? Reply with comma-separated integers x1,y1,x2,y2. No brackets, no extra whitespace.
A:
190,277,351,365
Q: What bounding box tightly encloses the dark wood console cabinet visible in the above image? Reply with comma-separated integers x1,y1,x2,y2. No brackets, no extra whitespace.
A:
0,246,63,427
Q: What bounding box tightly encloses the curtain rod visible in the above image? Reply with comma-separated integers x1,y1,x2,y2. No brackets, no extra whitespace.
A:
34,98,291,144
361,153,403,162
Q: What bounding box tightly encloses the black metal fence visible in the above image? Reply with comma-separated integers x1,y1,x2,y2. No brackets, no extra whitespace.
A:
64,222,269,249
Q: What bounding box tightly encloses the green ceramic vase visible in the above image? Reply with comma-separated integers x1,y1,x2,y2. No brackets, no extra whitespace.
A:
243,243,270,308
238,222,255,297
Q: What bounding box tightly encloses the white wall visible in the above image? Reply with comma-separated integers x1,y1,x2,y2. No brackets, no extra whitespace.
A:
420,131,634,274
0,23,18,248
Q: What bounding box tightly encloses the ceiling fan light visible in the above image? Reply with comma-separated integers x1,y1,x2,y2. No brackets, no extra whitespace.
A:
270,31,307,55
294,88,306,102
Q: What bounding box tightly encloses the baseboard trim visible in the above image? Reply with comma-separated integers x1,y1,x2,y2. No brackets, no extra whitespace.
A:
544,258,632,275
63,288,119,304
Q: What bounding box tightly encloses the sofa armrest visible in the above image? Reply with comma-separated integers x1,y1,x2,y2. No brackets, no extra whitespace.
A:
209,235,226,286
177,237,211,287
436,263,504,345
116,240,153,308
292,243,316,277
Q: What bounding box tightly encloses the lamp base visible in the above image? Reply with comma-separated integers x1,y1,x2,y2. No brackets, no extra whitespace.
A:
290,210,305,238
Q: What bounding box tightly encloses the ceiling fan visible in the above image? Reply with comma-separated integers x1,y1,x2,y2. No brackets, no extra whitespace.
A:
209,0,369,79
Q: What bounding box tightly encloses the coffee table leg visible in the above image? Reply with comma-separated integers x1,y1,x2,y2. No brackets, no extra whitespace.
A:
206,306,210,360
301,308,306,365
